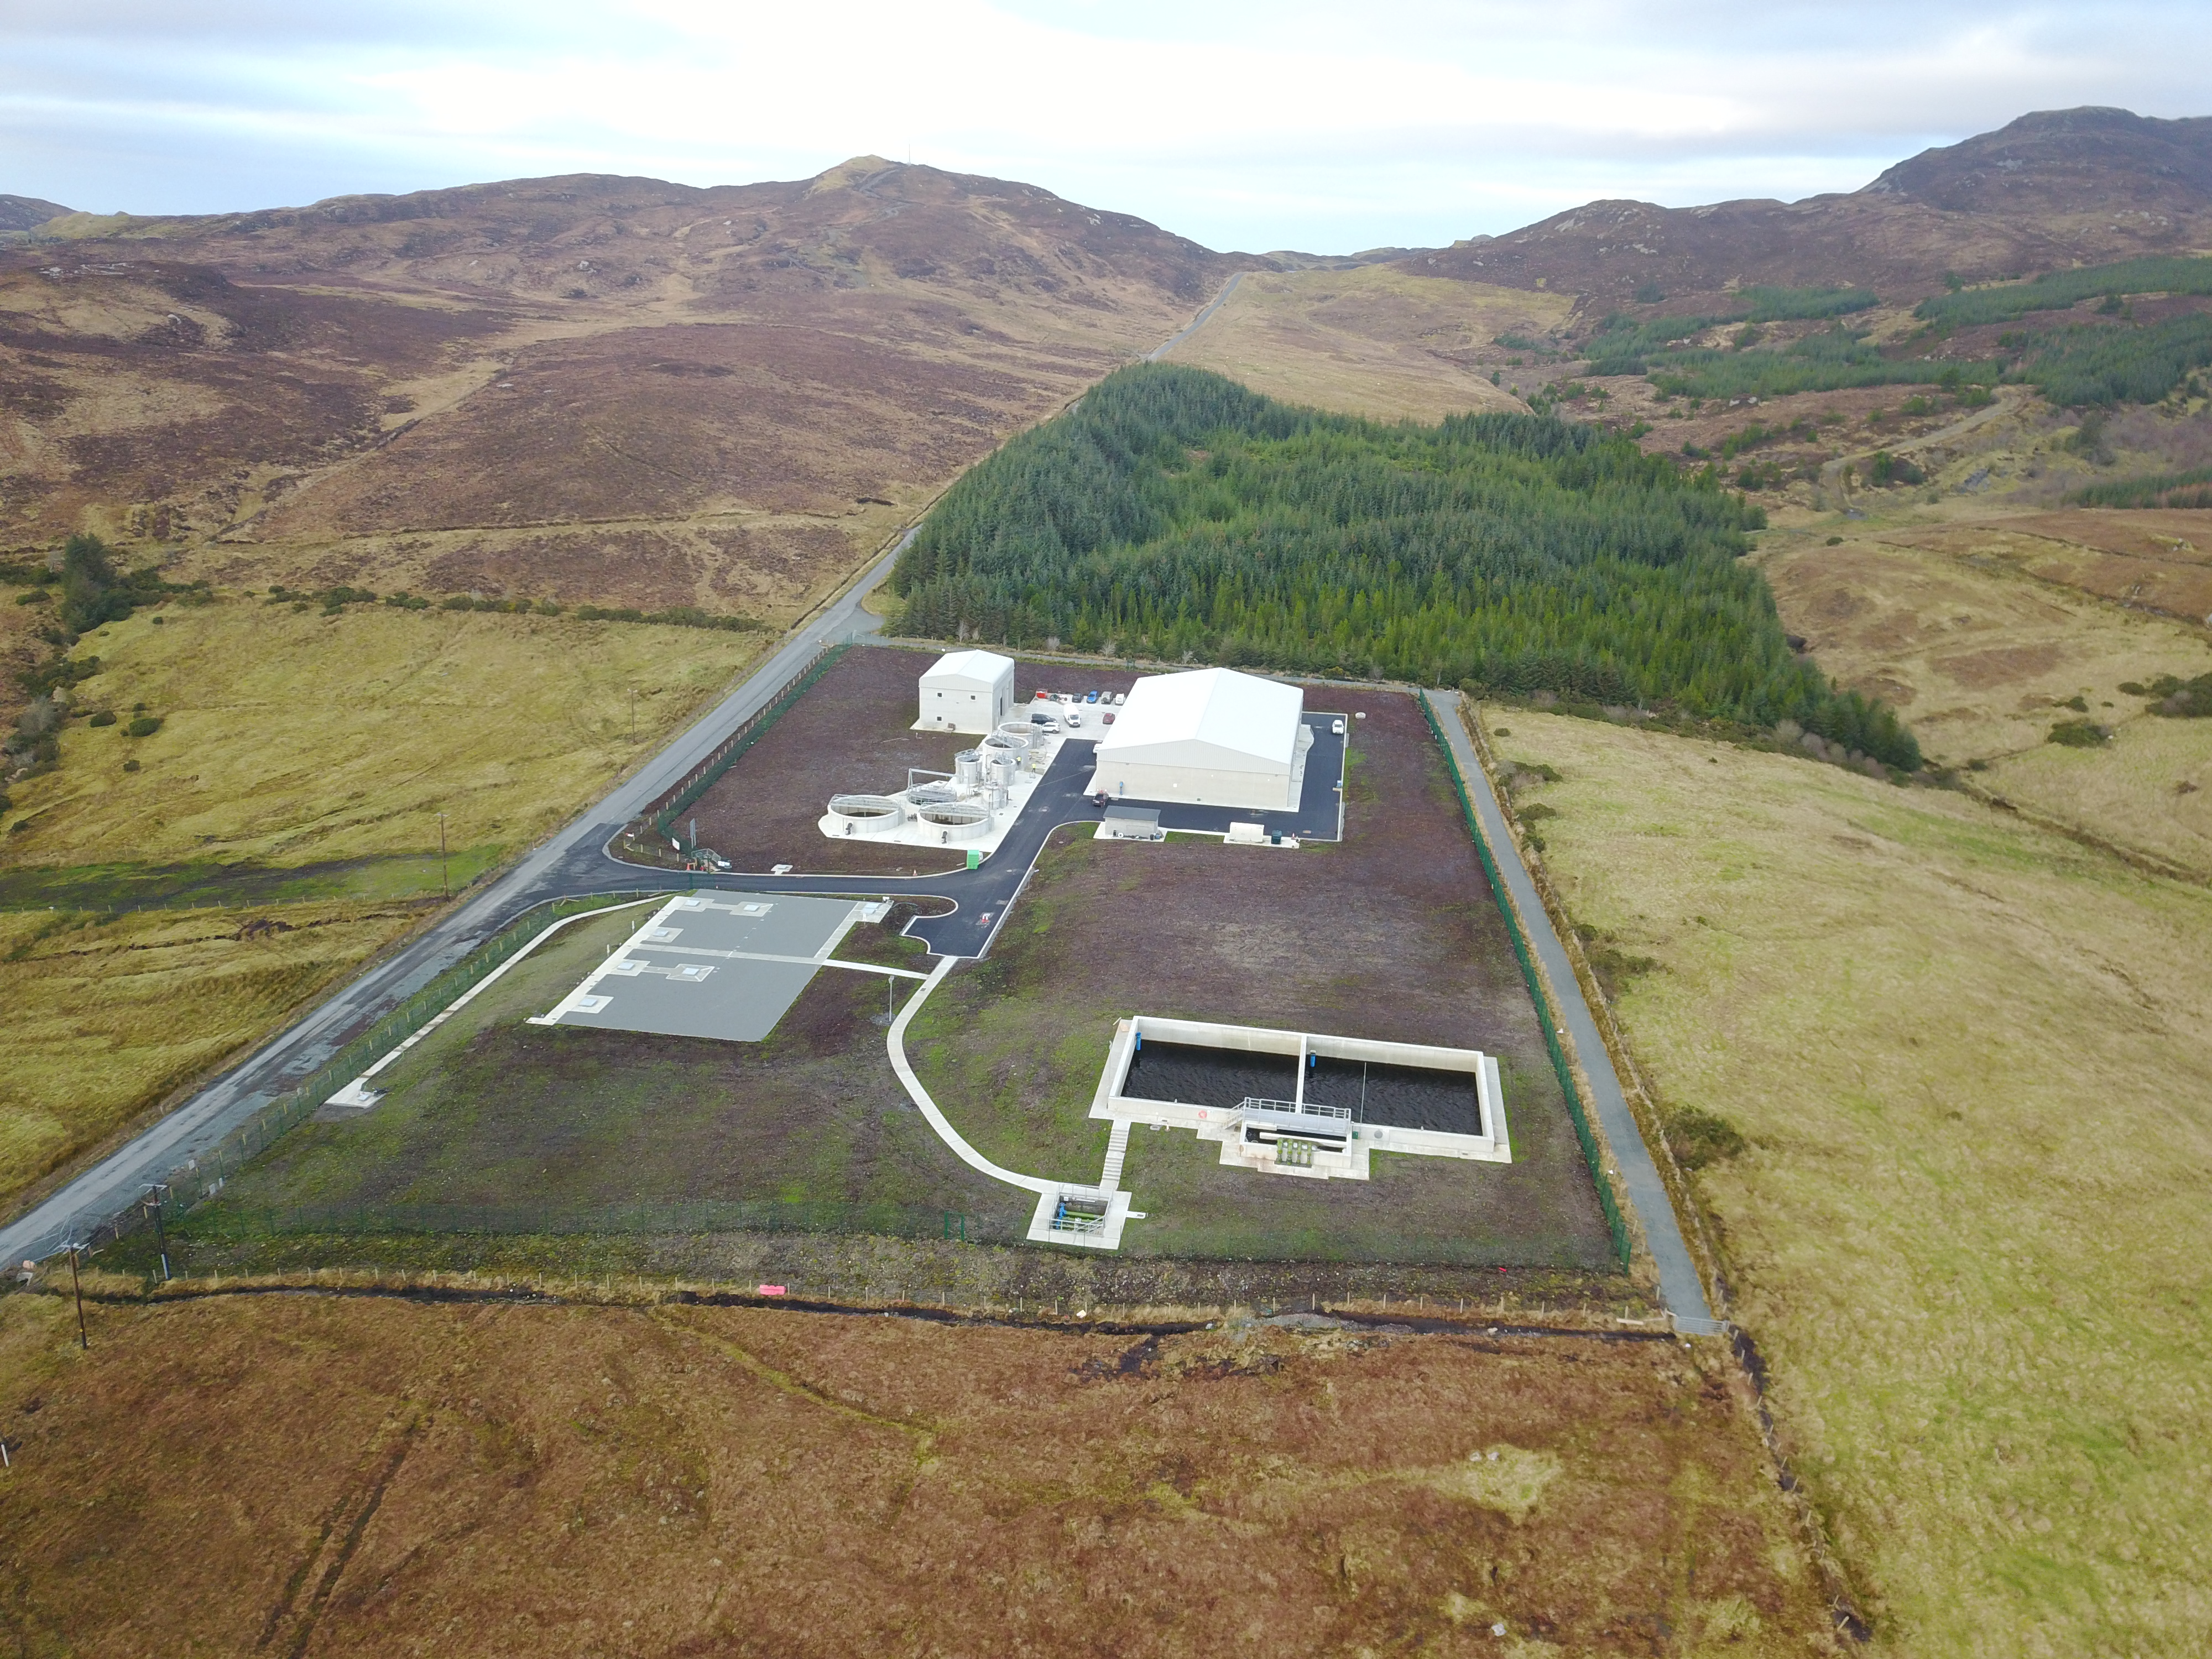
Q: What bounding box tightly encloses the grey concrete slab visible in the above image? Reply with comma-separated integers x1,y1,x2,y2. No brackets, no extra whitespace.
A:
1423,689,1722,1334
546,895,859,1043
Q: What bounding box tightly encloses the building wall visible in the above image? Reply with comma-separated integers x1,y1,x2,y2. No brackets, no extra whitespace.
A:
918,673,1013,734
1090,757,1295,812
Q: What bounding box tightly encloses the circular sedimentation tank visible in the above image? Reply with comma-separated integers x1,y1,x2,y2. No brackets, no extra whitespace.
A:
915,800,990,842
826,794,907,836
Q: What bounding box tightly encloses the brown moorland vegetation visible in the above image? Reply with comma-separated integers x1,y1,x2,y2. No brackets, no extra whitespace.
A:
0,1288,1839,1656
2,159,1242,634
1753,518,2212,877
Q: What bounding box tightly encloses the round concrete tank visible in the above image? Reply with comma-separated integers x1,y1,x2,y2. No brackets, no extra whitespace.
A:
995,721,1036,749
988,752,1018,789
826,794,907,836
954,749,984,786
915,800,990,842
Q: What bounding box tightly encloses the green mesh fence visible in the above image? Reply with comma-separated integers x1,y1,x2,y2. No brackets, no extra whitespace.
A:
1420,693,1632,1269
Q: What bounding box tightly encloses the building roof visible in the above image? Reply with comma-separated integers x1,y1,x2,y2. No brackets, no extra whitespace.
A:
1093,667,1303,774
921,649,1015,687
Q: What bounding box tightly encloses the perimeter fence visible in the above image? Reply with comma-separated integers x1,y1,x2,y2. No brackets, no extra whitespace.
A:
1420,692,1632,1270
59,888,670,1258
644,643,849,843
177,1199,1014,1247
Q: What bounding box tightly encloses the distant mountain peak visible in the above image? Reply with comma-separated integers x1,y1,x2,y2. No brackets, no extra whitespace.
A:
1863,105,2212,215
0,194,72,234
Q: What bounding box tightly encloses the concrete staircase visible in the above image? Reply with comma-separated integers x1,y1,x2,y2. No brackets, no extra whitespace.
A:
1099,1118,1132,1191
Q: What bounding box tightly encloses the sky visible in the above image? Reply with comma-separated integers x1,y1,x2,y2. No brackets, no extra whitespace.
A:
4,1,2208,254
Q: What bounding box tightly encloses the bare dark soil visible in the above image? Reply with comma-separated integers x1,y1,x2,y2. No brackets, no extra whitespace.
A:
683,644,1139,875
0,1290,1835,1656
911,687,1617,1267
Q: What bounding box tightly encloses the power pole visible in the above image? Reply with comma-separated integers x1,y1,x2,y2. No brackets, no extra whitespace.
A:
629,687,637,743
67,1244,87,1350
439,812,449,900
145,1185,170,1282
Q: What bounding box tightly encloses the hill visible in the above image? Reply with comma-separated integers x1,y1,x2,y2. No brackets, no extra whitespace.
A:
0,159,1240,622
1408,107,2212,316
0,194,71,234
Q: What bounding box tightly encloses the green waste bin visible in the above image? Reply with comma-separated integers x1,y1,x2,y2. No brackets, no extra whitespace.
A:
966,848,981,870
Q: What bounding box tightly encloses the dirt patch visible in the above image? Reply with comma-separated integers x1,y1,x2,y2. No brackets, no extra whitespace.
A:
911,689,1616,1267
0,1290,1835,1656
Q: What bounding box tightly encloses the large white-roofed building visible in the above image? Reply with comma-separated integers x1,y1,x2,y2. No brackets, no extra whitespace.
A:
916,649,1016,734
1089,667,1312,812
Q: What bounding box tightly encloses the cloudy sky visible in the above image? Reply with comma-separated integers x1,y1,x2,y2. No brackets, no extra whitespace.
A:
4,1,2207,253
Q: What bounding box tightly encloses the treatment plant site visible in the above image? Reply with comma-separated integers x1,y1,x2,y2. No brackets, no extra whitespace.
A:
175,645,1621,1300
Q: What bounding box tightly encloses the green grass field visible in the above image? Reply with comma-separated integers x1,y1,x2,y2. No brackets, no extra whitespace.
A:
0,596,768,1220
0,900,432,1213
8,597,763,868
1486,704,2212,1655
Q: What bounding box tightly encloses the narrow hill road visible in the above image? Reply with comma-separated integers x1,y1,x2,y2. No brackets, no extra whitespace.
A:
1817,386,2027,506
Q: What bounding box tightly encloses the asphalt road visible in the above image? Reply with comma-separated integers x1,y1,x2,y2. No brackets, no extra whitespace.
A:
1423,690,1720,1335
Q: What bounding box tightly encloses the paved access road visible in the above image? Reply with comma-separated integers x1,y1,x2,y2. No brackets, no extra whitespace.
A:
1423,690,1721,1335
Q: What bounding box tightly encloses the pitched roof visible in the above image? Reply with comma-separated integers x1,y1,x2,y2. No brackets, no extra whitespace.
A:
1094,668,1303,771
922,649,1015,686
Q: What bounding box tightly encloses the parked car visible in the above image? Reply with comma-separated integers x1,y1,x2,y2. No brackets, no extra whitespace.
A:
1332,718,1345,735
1102,712,1115,724
1085,690,1100,703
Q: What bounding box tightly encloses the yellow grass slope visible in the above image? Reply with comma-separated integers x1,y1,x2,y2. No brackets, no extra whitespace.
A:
1489,708,2212,1655
1159,265,1560,421
0,901,427,1213
7,599,762,867
1756,525,2212,878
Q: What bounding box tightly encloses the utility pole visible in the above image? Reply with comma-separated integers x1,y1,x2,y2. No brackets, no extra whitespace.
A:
439,812,448,900
67,1244,87,1350
629,687,637,743
145,1185,170,1282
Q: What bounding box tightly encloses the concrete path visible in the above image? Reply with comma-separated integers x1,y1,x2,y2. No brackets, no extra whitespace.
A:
1423,690,1721,1334
884,958,1055,1198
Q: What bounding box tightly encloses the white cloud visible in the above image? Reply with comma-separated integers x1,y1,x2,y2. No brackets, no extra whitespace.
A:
1,0,2205,250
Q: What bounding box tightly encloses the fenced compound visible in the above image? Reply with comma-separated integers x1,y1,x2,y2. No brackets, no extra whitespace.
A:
1419,693,1633,1269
